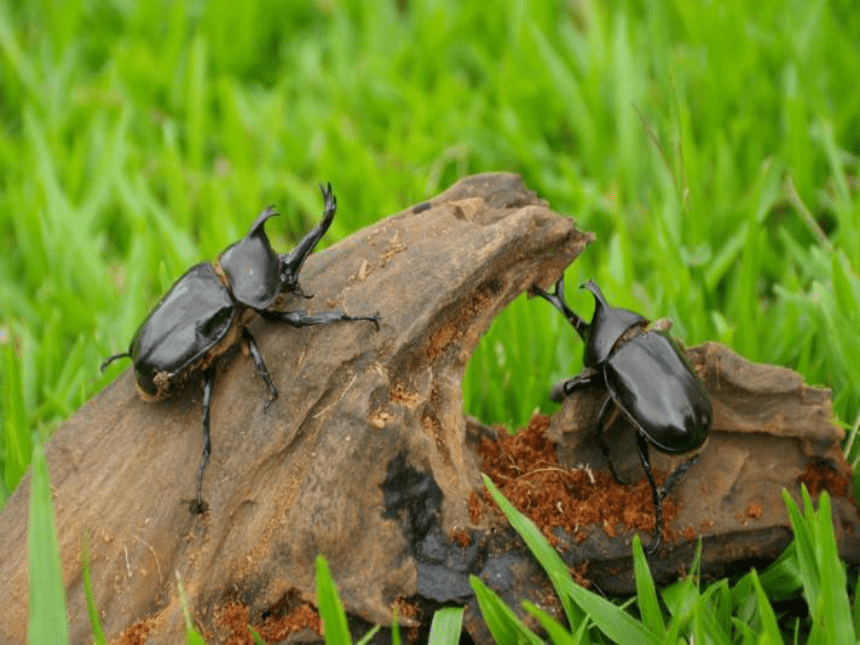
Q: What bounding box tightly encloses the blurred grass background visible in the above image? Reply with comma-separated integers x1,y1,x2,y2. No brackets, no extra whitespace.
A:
1,0,859,508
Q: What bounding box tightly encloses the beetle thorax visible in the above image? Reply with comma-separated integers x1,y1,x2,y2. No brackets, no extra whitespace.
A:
614,322,649,349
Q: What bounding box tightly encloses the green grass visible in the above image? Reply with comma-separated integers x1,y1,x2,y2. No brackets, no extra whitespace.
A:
478,475,860,644
27,440,68,645
2,0,859,641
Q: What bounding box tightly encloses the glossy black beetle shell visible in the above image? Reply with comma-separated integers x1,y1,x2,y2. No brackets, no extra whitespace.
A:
127,262,237,399
603,329,710,453
582,280,711,453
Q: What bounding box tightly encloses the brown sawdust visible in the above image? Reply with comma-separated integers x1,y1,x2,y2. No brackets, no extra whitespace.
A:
449,527,471,547
475,413,681,546
213,595,322,645
797,461,852,498
745,504,763,520
113,617,155,645
393,597,422,643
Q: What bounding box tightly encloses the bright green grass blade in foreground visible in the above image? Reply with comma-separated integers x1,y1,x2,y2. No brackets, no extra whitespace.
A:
482,474,585,630
27,440,68,645
354,624,381,645
522,600,583,645
749,570,782,643
483,474,665,645
631,535,665,638
783,488,822,612
81,532,106,645
558,578,662,645
427,606,464,645
176,572,206,645
390,607,401,645
469,575,544,645
794,487,855,644
315,555,352,645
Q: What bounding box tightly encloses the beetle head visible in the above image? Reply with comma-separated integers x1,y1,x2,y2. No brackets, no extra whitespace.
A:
581,280,648,367
219,207,283,310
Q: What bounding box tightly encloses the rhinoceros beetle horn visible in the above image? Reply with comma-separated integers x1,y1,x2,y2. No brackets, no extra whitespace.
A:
530,274,588,337
219,206,282,309
279,182,337,298
531,276,648,368
580,280,647,368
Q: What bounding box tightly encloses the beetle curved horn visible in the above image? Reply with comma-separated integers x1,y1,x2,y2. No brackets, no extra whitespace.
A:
246,206,280,239
531,274,589,339
279,182,337,293
581,280,648,335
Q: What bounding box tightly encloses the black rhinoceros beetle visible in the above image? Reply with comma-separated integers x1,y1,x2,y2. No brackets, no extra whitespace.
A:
101,183,380,513
532,275,711,554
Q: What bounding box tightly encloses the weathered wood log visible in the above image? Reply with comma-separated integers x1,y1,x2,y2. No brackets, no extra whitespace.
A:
0,173,591,643
1,173,855,643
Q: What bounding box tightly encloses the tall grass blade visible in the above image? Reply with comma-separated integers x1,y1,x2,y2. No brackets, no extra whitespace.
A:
482,474,585,629
27,440,68,645
469,575,543,644
176,572,206,645
81,531,106,645
315,555,351,645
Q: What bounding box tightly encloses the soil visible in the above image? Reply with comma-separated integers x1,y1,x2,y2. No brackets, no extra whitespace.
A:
474,413,683,548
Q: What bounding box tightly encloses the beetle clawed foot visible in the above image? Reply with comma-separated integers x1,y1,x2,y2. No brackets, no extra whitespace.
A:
319,182,336,213
188,499,210,515
365,313,382,331
263,393,278,414
529,274,565,300
100,351,131,373
343,313,381,331
644,535,661,556
289,283,314,300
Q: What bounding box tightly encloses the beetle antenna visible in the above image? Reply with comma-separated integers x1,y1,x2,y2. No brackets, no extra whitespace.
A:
100,351,131,372
531,275,589,339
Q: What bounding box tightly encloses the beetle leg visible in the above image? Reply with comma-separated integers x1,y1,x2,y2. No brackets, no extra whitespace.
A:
262,308,381,331
661,455,699,500
191,364,217,514
242,327,278,411
593,396,630,485
557,367,601,399
635,431,663,555
100,351,131,372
